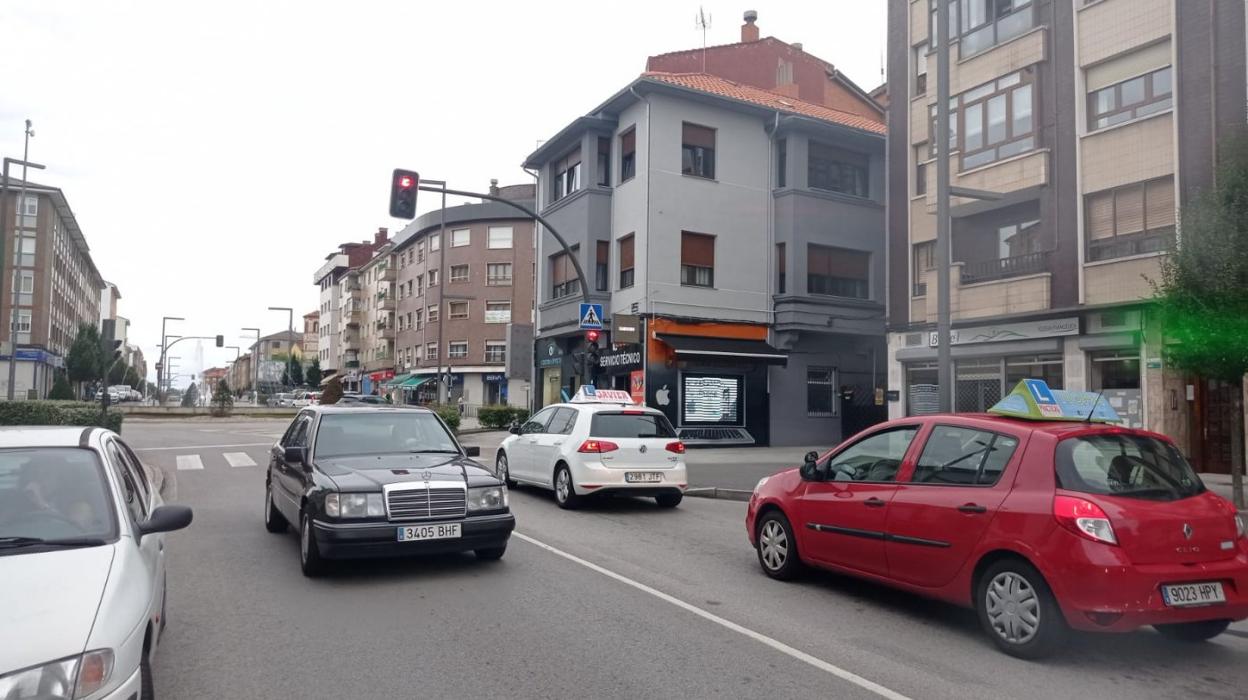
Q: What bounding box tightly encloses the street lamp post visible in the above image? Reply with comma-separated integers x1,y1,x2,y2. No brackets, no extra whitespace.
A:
268,307,294,388
159,317,184,399
242,327,261,404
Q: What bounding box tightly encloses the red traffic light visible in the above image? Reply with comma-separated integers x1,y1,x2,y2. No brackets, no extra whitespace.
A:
399,175,414,188
585,330,600,343
389,168,420,219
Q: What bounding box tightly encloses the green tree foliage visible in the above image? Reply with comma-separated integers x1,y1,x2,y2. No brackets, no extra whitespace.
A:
1154,136,1248,506
66,323,105,388
181,383,200,408
290,360,304,387
212,379,233,416
306,358,322,388
320,375,344,405
48,372,74,400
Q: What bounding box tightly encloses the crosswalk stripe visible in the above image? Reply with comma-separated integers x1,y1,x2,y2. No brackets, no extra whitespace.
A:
223,452,257,468
176,455,204,471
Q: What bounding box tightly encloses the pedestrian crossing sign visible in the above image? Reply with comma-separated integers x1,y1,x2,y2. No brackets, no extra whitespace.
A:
579,303,604,330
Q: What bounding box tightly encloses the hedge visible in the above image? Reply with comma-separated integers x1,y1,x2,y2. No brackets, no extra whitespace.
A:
0,401,124,433
428,404,461,433
477,405,530,429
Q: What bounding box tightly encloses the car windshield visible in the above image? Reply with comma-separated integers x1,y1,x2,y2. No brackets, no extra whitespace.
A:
590,412,678,439
1055,433,1205,502
315,412,459,458
0,447,116,545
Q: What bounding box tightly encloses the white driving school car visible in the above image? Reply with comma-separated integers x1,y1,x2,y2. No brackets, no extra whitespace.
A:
496,387,688,509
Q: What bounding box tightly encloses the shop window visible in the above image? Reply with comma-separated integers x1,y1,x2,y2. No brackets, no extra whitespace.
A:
681,374,743,425
807,367,837,417
955,358,1003,413
680,232,715,287
906,362,940,415
807,244,870,299
1089,351,1140,390
1005,354,1063,389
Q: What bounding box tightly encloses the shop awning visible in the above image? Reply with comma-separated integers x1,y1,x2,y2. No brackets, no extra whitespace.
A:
400,375,432,388
381,373,411,387
657,334,788,365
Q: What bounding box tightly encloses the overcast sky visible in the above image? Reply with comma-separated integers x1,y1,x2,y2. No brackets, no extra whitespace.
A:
0,0,885,383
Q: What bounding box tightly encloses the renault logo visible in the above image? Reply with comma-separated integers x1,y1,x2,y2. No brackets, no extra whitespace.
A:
1183,523,1194,540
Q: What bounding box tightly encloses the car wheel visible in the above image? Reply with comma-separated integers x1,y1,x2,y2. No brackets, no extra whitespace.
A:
976,559,1066,659
755,511,803,581
554,464,580,510
655,493,683,508
140,650,154,700
1154,619,1231,642
497,452,516,488
264,481,288,533
299,511,326,577
475,544,507,561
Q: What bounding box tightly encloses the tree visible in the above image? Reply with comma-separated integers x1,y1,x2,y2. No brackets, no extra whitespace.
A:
320,375,344,405
290,360,304,387
66,323,105,396
181,383,200,408
1153,136,1248,508
49,372,74,400
306,358,322,388
212,378,233,416
107,360,128,386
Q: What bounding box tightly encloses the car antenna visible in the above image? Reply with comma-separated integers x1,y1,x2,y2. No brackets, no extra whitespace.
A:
1084,390,1106,424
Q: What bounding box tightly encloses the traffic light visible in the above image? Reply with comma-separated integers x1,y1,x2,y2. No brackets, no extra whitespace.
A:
215,335,224,347
585,329,600,344
389,169,420,219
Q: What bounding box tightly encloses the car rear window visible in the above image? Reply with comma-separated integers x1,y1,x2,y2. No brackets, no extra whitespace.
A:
1055,433,1205,501
590,412,677,439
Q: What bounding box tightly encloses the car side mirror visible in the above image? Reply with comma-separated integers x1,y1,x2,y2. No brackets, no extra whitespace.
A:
137,505,193,536
800,451,821,481
464,446,481,457
509,422,523,435
284,445,307,465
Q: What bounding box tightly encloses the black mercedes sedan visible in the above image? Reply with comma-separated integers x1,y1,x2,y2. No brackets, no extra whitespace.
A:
263,406,514,576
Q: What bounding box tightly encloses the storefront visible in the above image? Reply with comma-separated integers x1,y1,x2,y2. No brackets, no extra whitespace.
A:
596,347,643,392
363,369,394,396
482,373,509,405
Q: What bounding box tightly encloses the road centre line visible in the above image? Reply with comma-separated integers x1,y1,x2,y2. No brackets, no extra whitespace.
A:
512,532,911,700
133,442,272,452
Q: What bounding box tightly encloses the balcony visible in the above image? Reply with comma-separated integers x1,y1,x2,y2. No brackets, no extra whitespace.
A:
343,309,364,326
378,294,396,311
378,326,396,341
379,267,397,282
959,251,1051,285
344,359,360,369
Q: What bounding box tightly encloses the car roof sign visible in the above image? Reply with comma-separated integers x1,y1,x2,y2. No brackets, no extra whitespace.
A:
570,386,635,405
988,379,1122,424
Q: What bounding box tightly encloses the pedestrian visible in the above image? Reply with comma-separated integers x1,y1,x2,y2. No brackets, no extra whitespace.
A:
457,395,465,416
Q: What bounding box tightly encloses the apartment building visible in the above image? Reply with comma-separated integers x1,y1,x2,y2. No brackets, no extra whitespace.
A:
249,330,302,388
387,183,536,408
525,14,888,446
229,352,252,394
302,311,319,367
885,0,1247,470
359,238,396,389
312,228,389,380
0,178,106,398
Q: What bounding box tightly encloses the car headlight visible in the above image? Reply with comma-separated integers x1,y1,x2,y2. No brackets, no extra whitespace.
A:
0,649,113,699
754,476,770,492
467,485,508,512
324,492,385,518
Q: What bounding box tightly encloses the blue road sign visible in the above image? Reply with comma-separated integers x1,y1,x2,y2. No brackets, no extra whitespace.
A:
579,303,604,330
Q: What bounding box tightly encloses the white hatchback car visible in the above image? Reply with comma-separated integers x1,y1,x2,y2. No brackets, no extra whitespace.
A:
496,390,688,509
0,426,192,700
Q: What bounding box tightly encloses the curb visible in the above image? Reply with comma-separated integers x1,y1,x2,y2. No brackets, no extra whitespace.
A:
685,487,753,502
457,428,505,436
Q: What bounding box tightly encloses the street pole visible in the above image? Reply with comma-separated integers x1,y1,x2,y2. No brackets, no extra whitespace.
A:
433,181,448,404
268,307,294,389
159,316,184,401
243,327,260,404
935,0,953,413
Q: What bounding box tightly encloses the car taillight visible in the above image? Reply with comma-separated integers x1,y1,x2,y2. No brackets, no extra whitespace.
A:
578,440,619,453
1054,495,1118,546
665,441,686,454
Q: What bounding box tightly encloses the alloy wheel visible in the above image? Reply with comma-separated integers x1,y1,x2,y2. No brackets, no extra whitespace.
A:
759,519,788,571
300,516,310,563
497,455,508,481
985,571,1040,644
556,469,570,503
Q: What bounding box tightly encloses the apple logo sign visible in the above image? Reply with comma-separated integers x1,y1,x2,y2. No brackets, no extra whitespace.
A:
655,384,671,406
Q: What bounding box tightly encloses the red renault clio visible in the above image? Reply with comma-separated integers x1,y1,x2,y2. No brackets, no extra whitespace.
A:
747,382,1248,659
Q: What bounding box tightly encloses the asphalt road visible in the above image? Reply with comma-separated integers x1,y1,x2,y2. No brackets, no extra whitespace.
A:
124,419,1248,700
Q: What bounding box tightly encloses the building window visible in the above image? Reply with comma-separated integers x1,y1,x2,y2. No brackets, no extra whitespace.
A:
428,269,439,287
487,226,512,249
426,343,438,361
12,271,33,295
429,233,441,252
776,243,786,294
450,228,470,248
485,341,507,364
1090,350,1140,390
1088,66,1172,131
776,139,787,188
597,137,611,187
14,236,35,267
619,235,635,289
550,250,580,299
426,304,439,324
415,274,424,291
928,0,961,49
914,43,928,95
551,148,582,202
18,195,36,229
414,309,422,330
681,123,716,179
808,244,870,299
620,128,636,182
960,0,1034,57
807,367,837,417
941,69,1035,170
1085,176,1174,262
913,241,935,296
680,232,715,287
448,341,468,359
485,300,511,324
809,142,869,197
448,301,469,320
450,264,469,282
595,241,609,292
1005,354,1063,389
487,262,512,286
915,145,928,196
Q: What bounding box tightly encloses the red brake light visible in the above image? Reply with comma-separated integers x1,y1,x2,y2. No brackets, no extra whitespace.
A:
665,441,686,454
621,410,644,415
578,440,619,453
1054,495,1118,545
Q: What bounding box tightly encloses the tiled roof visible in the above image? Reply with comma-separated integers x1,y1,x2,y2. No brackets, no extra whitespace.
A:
641,72,886,135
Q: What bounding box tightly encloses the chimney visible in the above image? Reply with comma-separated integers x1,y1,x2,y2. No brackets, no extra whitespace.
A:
791,42,803,51
741,10,759,42
374,227,388,246
489,178,500,196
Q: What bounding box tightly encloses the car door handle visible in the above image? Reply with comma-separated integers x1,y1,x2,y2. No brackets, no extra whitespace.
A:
863,497,887,508
957,503,988,514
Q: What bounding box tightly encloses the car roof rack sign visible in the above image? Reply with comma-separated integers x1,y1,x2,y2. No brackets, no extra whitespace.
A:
570,385,635,405
988,379,1122,424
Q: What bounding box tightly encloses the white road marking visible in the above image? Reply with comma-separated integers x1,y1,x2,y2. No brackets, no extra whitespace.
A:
134,442,272,452
513,532,911,700
175,455,204,471
223,452,257,468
